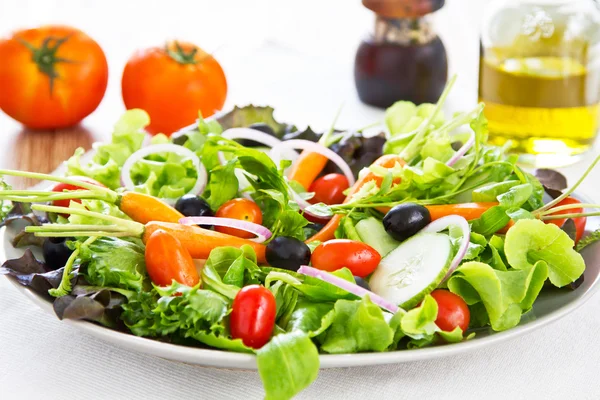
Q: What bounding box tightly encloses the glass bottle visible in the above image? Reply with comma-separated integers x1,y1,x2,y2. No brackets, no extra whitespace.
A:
479,0,600,166
355,0,448,108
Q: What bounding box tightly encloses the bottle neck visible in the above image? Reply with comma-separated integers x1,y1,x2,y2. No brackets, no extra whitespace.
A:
373,15,437,45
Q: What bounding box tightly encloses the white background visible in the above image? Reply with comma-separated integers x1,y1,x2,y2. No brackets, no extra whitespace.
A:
2,1,600,399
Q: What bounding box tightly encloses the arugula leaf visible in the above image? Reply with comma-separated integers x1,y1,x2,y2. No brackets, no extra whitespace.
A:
447,261,548,331
204,160,239,210
257,331,320,400
320,296,394,353
505,219,585,287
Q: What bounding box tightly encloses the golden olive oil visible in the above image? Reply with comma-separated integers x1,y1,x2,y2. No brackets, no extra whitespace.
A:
479,55,600,165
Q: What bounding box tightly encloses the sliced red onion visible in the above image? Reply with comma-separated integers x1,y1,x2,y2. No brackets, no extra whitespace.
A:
290,189,331,220
121,144,207,201
422,215,470,282
269,140,356,187
297,266,403,314
179,216,272,243
446,131,475,167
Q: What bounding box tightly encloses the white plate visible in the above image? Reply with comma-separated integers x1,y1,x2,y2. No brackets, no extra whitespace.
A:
2,170,600,369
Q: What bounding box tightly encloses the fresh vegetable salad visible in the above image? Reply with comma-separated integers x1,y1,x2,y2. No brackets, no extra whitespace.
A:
1,81,599,399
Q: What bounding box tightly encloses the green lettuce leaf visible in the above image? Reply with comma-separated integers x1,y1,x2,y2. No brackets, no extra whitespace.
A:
78,237,147,292
320,296,394,354
505,219,585,287
121,282,229,337
447,261,548,331
257,331,320,400
67,109,148,188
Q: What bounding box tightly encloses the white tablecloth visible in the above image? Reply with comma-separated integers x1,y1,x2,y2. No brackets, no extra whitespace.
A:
2,0,600,398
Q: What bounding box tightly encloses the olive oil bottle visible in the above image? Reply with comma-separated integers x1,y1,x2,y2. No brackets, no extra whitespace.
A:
479,0,600,166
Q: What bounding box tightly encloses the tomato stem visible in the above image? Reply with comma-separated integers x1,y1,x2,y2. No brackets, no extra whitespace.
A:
166,41,199,65
16,34,76,95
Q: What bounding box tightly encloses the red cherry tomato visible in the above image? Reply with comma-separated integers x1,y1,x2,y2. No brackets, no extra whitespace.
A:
430,290,470,333
230,285,276,349
311,239,381,278
309,173,350,205
144,229,199,287
51,176,106,215
215,198,263,239
544,197,587,244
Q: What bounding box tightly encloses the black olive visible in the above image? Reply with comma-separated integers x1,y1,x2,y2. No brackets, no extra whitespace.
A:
451,141,463,151
383,203,431,242
175,194,214,228
43,237,74,271
266,237,311,272
354,276,370,290
236,123,276,147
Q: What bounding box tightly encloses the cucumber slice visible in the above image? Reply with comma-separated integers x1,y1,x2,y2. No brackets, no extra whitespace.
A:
356,217,400,257
369,232,452,309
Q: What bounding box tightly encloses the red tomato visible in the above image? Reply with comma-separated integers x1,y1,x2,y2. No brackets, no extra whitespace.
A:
0,25,108,129
215,199,263,239
144,229,199,287
122,41,227,135
430,290,470,333
311,239,381,278
51,176,106,209
309,173,350,205
545,197,587,244
230,285,276,349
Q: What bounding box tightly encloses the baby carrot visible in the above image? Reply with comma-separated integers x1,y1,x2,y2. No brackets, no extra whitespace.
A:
287,151,329,190
118,192,184,224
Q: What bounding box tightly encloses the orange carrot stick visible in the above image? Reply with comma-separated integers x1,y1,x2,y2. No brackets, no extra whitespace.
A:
306,154,406,243
118,192,185,224
143,221,267,264
287,151,330,190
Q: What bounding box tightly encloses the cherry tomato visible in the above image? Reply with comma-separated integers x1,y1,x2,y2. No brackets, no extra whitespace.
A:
215,199,263,239
51,176,106,212
545,197,587,244
0,25,108,129
430,289,470,333
230,285,276,349
311,239,381,278
145,229,199,287
309,173,350,205
122,40,227,135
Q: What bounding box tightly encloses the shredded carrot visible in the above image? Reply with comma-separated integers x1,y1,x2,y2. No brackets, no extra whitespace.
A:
306,154,406,243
